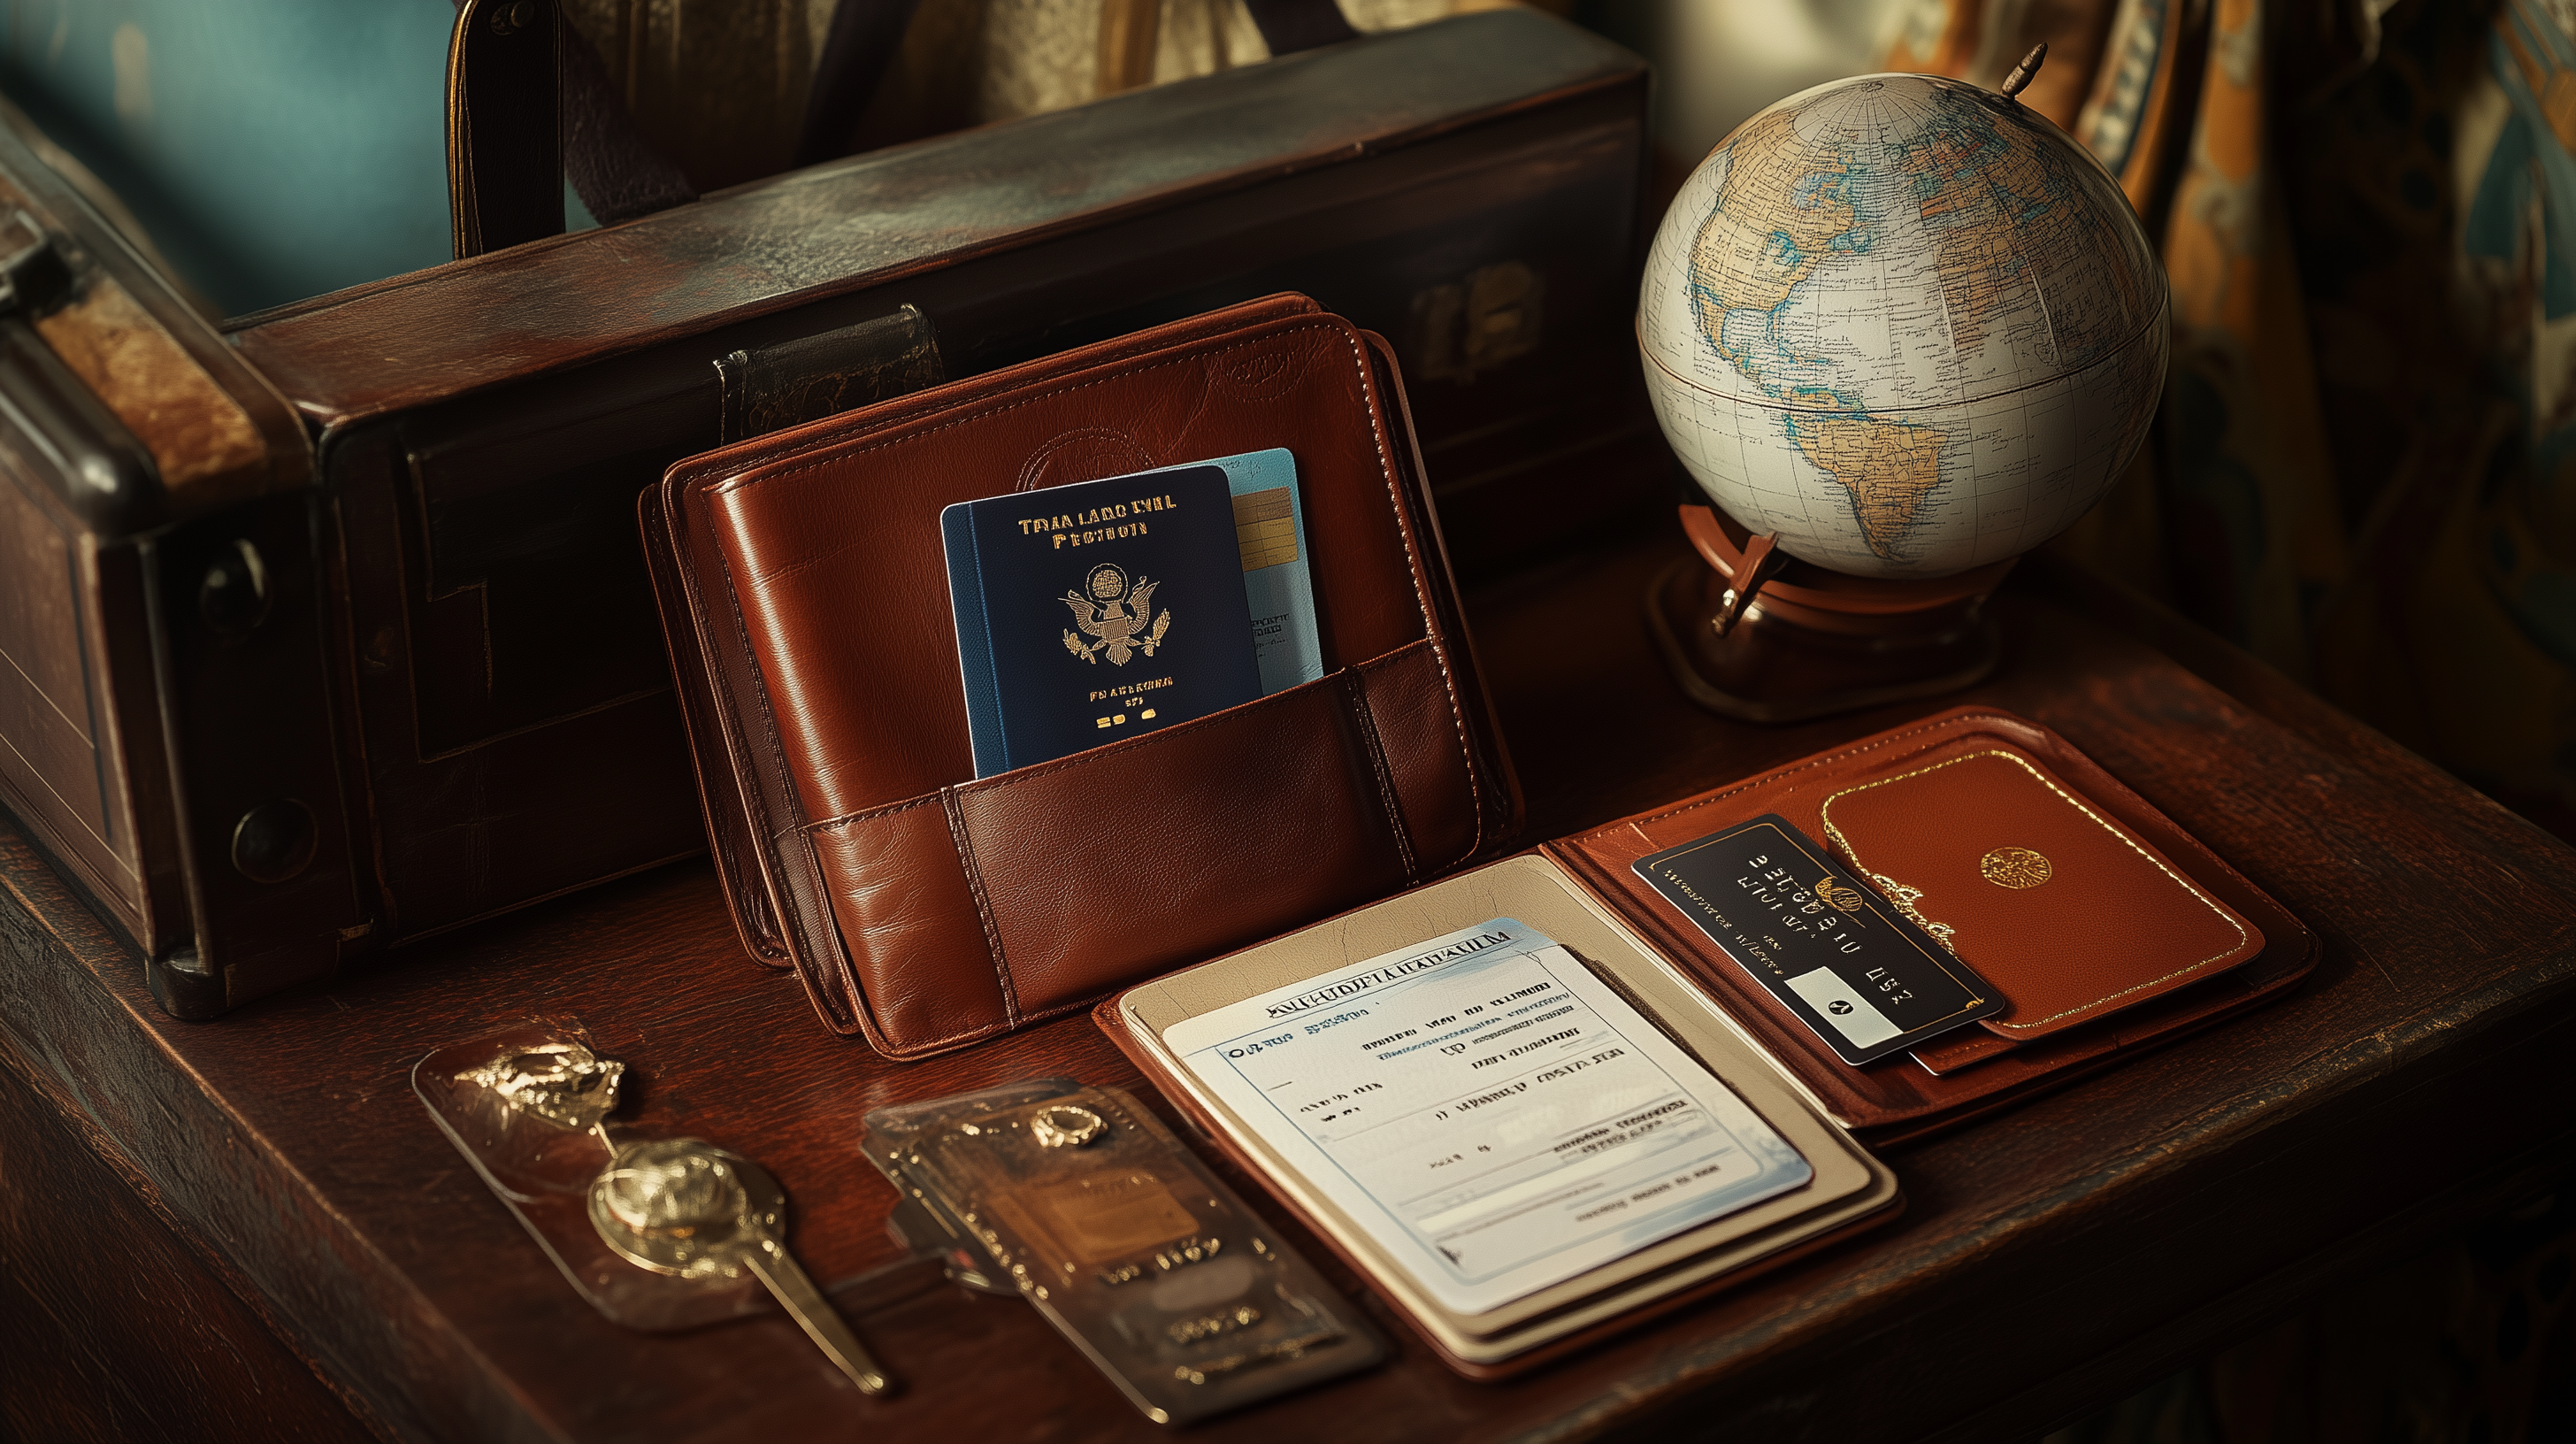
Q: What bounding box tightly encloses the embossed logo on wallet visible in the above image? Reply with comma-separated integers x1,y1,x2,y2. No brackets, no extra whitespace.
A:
1633,814,2006,1065
1980,846,2052,888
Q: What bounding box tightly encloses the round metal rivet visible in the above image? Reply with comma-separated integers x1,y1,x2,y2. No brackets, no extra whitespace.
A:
231,798,317,884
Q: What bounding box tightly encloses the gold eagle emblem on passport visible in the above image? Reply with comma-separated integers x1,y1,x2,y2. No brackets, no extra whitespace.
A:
1062,563,1171,665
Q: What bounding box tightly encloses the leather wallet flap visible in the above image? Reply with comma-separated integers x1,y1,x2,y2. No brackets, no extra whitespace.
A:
1816,747,2264,1040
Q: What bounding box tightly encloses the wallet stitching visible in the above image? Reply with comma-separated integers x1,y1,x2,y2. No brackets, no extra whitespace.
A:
1816,749,2252,1032
1342,667,1419,882
676,308,1294,482
1578,712,2016,840
1345,348,1484,859
790,796,942,1045
940,787,1023,1027
946,652,1371,791
801,791,946,833
704,319,1484,850
793,644,1427,826
713,326,1330,488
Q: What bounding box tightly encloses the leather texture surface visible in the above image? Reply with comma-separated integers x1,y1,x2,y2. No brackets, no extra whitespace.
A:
1819,749,2264,1040
1544,707,2317,1142
642,296,1520,1056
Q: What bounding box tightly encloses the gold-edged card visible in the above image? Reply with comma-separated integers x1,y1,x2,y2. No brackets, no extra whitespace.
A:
1113,855,1900,1370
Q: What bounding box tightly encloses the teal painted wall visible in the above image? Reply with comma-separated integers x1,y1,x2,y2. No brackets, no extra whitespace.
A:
0,0,510,317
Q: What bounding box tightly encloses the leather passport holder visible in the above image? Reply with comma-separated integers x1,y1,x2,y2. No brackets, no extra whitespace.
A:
640,295,1521,1058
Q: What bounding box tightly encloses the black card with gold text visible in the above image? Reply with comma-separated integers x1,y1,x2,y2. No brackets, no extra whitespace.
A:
1632,814,2005,1065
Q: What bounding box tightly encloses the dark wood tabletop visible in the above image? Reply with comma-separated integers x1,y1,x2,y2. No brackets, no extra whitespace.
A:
7,524,2574,1444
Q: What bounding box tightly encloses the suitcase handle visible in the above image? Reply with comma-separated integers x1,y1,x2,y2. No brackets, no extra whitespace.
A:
0,208,160,534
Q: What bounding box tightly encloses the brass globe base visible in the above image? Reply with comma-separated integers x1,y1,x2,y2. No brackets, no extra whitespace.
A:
1646,506,2012,725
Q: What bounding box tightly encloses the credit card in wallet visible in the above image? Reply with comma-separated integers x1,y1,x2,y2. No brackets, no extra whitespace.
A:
1632,814,2005,1065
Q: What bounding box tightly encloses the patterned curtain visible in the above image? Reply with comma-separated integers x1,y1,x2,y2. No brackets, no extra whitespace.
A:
1882,0,2575,841
1868,10,2576,1436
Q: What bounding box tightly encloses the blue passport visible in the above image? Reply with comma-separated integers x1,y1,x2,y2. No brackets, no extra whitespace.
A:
944,464,1266,777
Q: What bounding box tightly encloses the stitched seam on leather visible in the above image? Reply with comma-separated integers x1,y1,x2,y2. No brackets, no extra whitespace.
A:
1343,666,1418,882
939,787,1022,1027
945,642,1412,795
670,303,1312,489
880,1013,1013,1055
1570,712,2022,841
1360,334,1491,858
1816,749,2250,1031
873,971,1178,1056
801,792,947,834
791,644,1435,837
713,324,1338,494
701,320,1483,842
1349,349,1483,857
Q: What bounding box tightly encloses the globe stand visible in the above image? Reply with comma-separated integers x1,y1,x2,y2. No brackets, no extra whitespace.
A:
1646,505,2013,724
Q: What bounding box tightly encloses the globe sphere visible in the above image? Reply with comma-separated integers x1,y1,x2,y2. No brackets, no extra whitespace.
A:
1638,73,2168,580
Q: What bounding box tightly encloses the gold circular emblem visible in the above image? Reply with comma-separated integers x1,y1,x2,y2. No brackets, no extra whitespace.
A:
1980,848,2052,888
1086,564,1127,602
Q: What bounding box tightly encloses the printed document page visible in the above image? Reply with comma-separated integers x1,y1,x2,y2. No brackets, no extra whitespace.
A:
1163,918,1813,1316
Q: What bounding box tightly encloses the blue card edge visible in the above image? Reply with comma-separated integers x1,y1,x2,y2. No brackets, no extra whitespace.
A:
1135,447,1324,692
939,501,1008,775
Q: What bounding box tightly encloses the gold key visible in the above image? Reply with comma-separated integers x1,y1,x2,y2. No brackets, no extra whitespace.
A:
590,1137,893,1396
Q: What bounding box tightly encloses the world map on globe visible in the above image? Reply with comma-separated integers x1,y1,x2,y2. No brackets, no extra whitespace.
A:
1638,73,2169,580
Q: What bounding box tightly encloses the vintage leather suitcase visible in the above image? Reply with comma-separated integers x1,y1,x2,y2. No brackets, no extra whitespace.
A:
0,10,1644,1018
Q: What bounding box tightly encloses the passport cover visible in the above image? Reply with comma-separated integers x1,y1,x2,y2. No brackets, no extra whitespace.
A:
944,465,1261,776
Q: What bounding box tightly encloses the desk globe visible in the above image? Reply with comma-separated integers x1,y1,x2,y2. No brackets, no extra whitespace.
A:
1637,50,2168,720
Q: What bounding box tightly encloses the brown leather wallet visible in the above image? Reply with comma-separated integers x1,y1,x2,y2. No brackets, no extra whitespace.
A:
641,295,1521,1058
1102,706,2316,1146
1545,707,2314,1140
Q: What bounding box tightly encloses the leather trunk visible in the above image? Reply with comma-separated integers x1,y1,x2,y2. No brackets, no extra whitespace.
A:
0,11,1642,1016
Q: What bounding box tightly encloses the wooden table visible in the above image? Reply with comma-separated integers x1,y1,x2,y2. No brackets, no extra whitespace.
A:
7,526,2573,1444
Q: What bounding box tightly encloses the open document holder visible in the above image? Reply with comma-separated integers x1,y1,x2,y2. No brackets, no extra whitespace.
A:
641,296,1519,1058
1099,706,2317,1374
